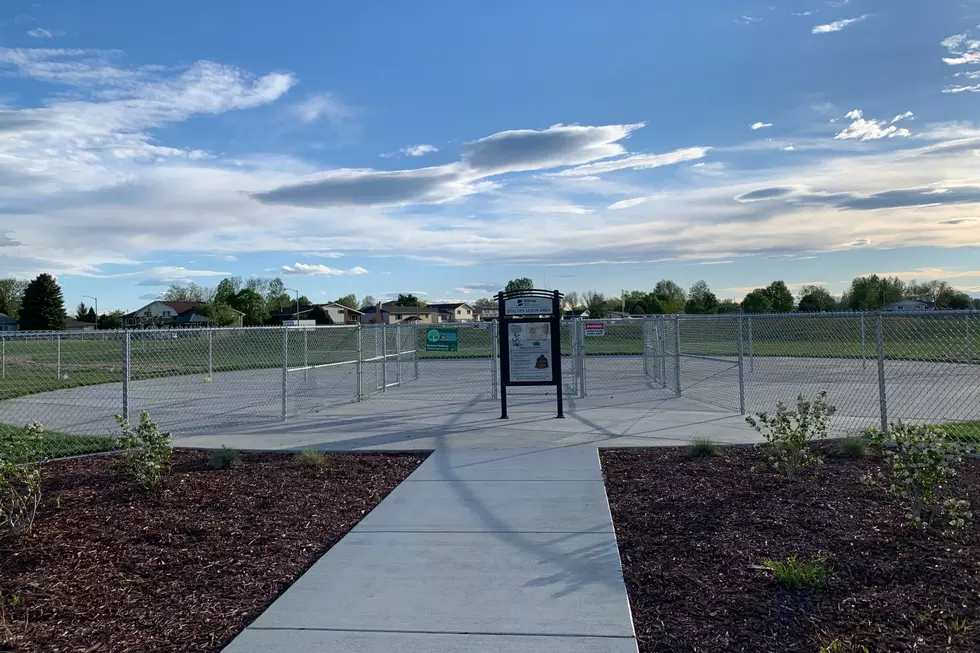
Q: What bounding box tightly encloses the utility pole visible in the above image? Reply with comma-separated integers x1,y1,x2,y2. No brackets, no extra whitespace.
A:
83,294,98,329
285,288,300,323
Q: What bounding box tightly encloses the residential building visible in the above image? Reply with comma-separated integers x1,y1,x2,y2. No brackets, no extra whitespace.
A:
124,301,244,328
0,313,17,332
883,300,935,312
427,302,478,322
361,305,439,324
563,309,591,320
66,318,96,331
268,303,364,325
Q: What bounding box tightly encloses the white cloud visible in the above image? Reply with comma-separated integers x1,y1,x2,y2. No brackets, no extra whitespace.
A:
792,11,814,17
400,144,438,157
736,15,763,24
954,70,980,79
891,111,915,123
25,28,53,38
943,85,980,94
915,121,980,140
281,263,369,276
608,196,655,210
292,93,355,129
834,109,912,141
944,53,980,65
750,122,772,130
553,147,710,177
812,15,867,33
783,145,796,151
942,33,969,51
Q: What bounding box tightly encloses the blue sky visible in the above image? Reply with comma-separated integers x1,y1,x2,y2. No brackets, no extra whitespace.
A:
1,0,980,311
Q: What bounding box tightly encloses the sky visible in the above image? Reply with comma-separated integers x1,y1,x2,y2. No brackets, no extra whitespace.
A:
1,0,980,312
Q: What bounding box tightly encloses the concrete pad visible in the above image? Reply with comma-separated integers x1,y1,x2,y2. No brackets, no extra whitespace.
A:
353,480,612,533
408,447,601,481
224,630,638,653
248,531,634,637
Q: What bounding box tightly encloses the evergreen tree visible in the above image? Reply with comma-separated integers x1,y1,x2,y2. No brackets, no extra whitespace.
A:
86,306,98,323
20,273,67,330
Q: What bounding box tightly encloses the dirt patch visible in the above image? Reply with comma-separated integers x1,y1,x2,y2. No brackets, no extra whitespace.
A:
601,445,980,653
0,450,426,652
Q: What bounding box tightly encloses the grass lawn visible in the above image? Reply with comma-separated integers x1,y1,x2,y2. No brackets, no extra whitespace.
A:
0,423,118,460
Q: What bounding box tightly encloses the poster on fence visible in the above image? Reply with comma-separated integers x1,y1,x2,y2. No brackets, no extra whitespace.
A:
425,327,459,352
508,322,553,382
584,322,605,337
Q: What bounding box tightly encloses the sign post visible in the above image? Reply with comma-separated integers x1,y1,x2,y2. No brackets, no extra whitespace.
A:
497,289,563,419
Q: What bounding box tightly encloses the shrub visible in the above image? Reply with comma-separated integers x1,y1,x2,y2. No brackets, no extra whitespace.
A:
837,437,868,459
745,391,836,478
208,446,243,470
297,449,326,468
689,437,721,458
865,423,972,531
761,554,829,590
115,412,173,489
0,422,44,537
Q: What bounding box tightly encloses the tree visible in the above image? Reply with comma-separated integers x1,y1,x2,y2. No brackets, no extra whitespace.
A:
229,288,270,326
360,295,378,309
473,297,495,310
396,293,422,306
945,291,972,310
762,280,795,313
75,301,89,321
334,294,358,310
214,277,243,304
583,291,608,318
164,281,212,303
631,304,646,316
847,275,905,310
564,291,580,310
265,277,290,313
684,280,719,315
86,306,97,323
797,285,836,313
98,310,125,330
653,280,685,314
196,302,238,327
716,299,741,314
309,306,334,325
0,278,28,318
19,273,67,330
742,291,773,314
505,278,534,295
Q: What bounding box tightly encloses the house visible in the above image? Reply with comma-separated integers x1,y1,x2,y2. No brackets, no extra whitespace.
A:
427,302,478,322
124,301,244,328
478,307,499,321
66,318,96,331
361,305,440,324
563,309,591,320
884,299,935,312
268,303,364,325
0,313,17,332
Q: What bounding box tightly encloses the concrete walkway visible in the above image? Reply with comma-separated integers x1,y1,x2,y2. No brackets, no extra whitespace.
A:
223,446,638,652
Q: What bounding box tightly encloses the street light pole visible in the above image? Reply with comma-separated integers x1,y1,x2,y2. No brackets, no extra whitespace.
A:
285,288,300,324
83,294,98,330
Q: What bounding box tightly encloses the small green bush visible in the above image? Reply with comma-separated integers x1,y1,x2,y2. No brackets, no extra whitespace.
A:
115,412,173,489
837,437,868,459
689,437,721,458
208,446,243,470
0,422,44,537
746,391,836,478
865,422,972,531
297,449,326,468
761,554,829,590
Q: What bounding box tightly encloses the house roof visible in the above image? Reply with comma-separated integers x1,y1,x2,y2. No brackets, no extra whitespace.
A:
382,305,434,314
427,302,474,312
0,312,16,324
126,300,243,318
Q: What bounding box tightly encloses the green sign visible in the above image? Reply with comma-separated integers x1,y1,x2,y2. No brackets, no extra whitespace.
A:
426,327,459,352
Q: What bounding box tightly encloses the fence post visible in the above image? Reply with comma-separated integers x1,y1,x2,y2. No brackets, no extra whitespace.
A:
875,313,887,433
122,331,131,422
381,323,388,392
395,324,402,386
356,325,363,402
281,326,288,421
303,328,309,381
56,334,61,379
967,312,973,365
737,316,745,414
673,315,682,397
642,319,650,377
1,335,4,379
579,319,587,398
659,318,667,389
207,328,213,379
747,316,754,373
860,314,866,370
490,320,499,399
413,321,419,381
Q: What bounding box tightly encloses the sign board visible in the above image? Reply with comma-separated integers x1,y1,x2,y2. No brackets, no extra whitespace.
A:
425,327,459,352
507,323,553,383
584,322,605,337
503,296,554,316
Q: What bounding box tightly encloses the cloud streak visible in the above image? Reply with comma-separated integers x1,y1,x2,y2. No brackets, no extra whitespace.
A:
280,263,368,276
812,15,867,33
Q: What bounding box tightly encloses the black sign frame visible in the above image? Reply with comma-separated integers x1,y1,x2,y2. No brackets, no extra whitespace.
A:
497,289,564,419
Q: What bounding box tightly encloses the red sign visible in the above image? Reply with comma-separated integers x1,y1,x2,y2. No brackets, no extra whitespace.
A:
584,322,605,337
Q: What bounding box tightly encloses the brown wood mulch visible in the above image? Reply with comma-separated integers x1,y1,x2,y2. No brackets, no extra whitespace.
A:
0,450,426,653
601,444,980,653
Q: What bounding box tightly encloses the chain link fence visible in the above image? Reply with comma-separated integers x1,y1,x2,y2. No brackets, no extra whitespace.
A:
2,311,979,457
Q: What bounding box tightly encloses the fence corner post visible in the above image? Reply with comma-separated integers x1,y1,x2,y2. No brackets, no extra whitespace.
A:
413,321,420,381
673,314,682,398
737,316,745,414
207,328,213,379
490,320,498,400
875,312,887,433
281,325,288,421
122,330,131,422
967,311,973,365
747,316,754,373
356,324,363,402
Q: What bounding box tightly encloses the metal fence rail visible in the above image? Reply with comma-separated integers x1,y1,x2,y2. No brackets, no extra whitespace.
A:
2,311,979,457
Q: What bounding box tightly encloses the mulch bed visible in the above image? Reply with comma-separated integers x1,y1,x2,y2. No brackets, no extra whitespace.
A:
601,444,980,653
0,450,426,652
